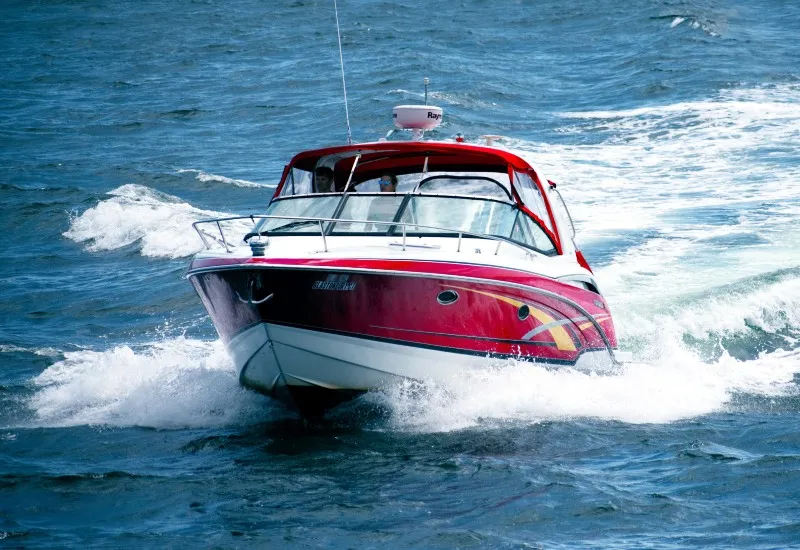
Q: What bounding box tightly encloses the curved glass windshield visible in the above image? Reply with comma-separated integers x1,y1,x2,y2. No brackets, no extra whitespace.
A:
332,194,405,233
257,195,556,254
256,196,340,233
399,196,516,237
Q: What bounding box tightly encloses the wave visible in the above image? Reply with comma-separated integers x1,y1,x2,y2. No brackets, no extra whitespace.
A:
372,347,800,432
21,264,800,431
0,345,61,357
63,184,244,258
612,267,800,363
25,337,280,429
21,334,800,433
660,14,725,37
509,83,800,275
177,169,270,188
387,89,498,109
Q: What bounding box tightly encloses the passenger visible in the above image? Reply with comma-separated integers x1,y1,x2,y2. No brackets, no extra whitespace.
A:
314,166,335,193
366,174,399,231
378,173,398,192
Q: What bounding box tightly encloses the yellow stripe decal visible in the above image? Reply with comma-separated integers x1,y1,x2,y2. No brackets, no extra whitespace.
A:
577,314,611,331
448,285,577,352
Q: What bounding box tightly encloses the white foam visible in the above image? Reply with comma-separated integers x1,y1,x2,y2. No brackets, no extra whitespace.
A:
27,337,279,429
380,348,800,432
64,184,243,258
512,84,800,301
0,344,61,357
177,169,269,188
670,17,686,28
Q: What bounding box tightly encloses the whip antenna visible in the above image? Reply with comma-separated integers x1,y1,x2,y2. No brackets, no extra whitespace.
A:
333,0,352,144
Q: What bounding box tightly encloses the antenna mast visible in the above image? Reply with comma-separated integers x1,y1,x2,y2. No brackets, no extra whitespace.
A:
333,0,352,144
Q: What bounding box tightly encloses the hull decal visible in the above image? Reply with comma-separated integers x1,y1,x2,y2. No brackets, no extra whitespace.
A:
577,314,612,331
448,285,577,351
522,314,612,340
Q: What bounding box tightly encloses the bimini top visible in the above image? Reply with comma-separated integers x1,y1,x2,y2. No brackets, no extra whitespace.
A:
281,140,535,181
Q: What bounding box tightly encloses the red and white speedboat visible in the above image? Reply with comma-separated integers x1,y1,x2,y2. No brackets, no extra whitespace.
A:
187,105,622,416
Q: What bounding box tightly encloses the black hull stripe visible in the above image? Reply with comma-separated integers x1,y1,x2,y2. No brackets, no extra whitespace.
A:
367,324,558,347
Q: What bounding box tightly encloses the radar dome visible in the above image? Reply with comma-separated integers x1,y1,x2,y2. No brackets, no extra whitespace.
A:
393,105,443,131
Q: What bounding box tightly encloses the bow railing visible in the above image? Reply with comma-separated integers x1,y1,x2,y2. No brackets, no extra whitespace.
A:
192,214,540,257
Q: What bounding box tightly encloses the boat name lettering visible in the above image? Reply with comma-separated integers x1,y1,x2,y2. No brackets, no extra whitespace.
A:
312,274,357,291
428,111,441,120
312,280,356,291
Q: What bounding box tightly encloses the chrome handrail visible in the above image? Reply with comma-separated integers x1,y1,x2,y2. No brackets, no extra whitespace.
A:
192,214,542,258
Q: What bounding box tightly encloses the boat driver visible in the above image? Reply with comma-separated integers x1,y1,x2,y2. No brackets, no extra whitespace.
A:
314,166,335,193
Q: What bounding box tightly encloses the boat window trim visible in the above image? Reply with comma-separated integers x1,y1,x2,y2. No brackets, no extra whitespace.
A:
528,169,561,250
265,192,557,253
414,175,512,200
260,195,557,255
393,195,556,253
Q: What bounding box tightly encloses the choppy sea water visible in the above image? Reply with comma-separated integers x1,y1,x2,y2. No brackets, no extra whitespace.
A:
2,0,800,547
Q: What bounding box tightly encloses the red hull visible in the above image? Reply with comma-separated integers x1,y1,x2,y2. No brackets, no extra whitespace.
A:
188,257,617,365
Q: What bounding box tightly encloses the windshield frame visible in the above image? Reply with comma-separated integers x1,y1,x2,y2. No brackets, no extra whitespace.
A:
259,194,557,255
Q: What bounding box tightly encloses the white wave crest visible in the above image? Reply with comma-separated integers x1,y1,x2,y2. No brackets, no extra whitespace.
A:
0,344,61,357
27,337,279,429
670,17,686,28
511,84,800,306
675,276,800,339
64,184,235,258
379,348,800,432
177,169,269,188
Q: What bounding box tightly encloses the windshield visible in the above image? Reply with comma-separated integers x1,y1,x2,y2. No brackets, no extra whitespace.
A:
398,196,516,237
259,194,556,254
254,195,340,233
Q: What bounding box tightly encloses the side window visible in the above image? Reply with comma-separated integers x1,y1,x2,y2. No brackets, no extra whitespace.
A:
514,171,553,232
257,196,340,232
550,187,576,239
280,167,313,196
511,212,556,254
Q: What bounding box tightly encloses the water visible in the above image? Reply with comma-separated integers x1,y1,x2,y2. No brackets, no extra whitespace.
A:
2,0,799,546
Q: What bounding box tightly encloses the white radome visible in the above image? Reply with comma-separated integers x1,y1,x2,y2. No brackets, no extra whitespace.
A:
393,105,443,130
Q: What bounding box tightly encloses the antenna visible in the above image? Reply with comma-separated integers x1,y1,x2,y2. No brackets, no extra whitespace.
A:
424,77,429,105
333,0,352,144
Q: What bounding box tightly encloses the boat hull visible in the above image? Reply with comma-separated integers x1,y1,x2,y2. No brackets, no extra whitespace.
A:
188,258,618,415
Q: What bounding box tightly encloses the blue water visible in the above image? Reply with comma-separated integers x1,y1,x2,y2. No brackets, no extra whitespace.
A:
2,0,800,546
